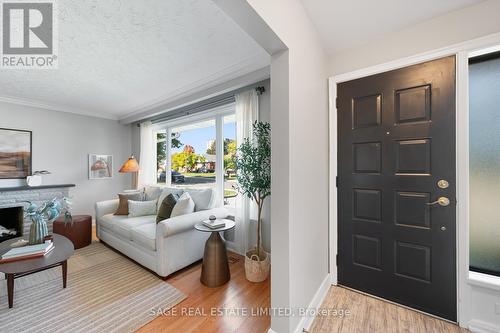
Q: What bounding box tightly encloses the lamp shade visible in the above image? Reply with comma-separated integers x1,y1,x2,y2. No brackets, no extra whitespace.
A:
119,155,139,173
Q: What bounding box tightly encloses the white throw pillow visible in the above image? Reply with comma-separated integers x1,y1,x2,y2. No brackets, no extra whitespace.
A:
128,199,157,217
170,192,195,217
157,187,185,212
184,188,215,211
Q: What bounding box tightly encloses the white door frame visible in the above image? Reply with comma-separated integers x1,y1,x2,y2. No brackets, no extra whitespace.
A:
328,31,500,327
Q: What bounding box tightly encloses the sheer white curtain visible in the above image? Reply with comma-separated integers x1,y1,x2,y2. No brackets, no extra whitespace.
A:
138,121,156,188
235,89,259,254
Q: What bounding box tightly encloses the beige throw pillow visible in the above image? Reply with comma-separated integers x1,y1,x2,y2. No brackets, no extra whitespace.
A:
114,192,143,215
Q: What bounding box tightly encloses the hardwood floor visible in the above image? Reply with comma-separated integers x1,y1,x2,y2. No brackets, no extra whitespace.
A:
92,227,270,333
309,286,469,333
91,227,467,333
137,252,270,333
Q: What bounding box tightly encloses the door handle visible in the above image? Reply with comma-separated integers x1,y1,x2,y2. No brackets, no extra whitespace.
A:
426,197,450,207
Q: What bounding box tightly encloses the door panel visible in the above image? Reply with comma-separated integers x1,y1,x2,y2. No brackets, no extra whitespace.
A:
337,56,456,321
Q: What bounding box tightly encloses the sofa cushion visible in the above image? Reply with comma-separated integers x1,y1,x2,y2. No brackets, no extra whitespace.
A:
131,223,156,251
100,213,155,240
184,188,215,211
99,213,127,231
144,185,162,201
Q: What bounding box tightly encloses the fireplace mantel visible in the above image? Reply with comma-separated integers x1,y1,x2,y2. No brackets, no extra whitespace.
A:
0,184,75,192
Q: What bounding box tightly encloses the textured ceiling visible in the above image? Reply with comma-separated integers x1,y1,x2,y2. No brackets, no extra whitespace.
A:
301,0,485,54
0,0,269,119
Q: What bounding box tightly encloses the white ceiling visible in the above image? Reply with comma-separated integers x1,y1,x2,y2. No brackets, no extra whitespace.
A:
300,0,485,55
0,0,269,120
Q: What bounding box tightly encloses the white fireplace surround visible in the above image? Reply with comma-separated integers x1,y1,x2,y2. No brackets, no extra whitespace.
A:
0,185,74,237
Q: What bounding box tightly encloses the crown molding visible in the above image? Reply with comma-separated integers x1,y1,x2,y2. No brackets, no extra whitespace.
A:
118,52,270,123
119,65,270,124
0,95,119,120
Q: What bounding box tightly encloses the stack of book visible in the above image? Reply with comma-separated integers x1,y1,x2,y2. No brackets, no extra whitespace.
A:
202,219,226,229
0,242,54,263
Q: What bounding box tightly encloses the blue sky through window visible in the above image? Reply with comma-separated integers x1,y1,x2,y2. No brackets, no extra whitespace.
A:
172,122,236,154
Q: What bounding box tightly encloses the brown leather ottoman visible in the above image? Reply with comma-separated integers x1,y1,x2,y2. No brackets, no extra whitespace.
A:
53,215,92,249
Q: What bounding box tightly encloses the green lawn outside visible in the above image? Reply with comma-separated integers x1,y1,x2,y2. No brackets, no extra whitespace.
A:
182,172,215,178
224,189,238,197
181,172,237,181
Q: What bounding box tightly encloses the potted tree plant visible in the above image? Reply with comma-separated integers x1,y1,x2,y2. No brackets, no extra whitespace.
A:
235,121,271,282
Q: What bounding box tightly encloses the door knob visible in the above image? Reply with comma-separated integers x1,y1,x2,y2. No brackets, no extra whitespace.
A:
426,197,450,207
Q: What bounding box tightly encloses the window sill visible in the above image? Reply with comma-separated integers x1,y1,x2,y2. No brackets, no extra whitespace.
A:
468,271,500,291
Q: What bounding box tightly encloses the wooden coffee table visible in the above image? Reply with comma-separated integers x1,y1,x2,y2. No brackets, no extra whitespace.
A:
195,219,235,287
0,234,74,308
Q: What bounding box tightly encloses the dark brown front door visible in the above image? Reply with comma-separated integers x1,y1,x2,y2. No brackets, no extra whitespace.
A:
337,56,456,321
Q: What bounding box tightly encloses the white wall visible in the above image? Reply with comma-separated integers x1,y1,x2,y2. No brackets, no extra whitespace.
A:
329,0,500,76
219,1,330,332
0,103,132,216
269,48,292,332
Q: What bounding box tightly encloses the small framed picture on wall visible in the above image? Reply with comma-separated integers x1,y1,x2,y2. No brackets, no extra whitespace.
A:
88,154,113,179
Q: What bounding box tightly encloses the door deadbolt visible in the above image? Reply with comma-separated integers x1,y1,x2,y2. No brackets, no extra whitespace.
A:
426,197,450,207
437,179,449,189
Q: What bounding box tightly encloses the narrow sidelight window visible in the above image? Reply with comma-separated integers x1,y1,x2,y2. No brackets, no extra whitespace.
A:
469,51,500,277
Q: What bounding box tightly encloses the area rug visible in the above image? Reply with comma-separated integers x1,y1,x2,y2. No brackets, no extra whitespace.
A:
0,242,186,333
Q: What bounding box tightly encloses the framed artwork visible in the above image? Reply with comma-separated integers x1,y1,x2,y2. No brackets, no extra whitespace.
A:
0,128,32,179
88,154,113,179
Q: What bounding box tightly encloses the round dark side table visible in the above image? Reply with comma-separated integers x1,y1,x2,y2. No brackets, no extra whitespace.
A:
53,215,92,249
195,219,235,288
0,234,74,308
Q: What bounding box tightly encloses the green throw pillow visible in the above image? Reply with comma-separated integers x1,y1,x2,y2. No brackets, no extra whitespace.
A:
156,193,179,223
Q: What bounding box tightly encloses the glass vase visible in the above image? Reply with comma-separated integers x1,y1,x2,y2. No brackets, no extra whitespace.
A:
29,216,49,245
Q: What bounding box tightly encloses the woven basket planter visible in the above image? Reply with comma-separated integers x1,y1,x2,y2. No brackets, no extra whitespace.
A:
245,249,270,282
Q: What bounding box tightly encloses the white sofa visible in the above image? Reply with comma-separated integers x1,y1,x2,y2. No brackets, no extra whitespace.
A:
95,187,228,277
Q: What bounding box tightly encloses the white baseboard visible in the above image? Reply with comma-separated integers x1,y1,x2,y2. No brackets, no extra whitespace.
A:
293,273,332,333
469,319,500,333
226,244,271,260
267,329,278,333
330,272,338,285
